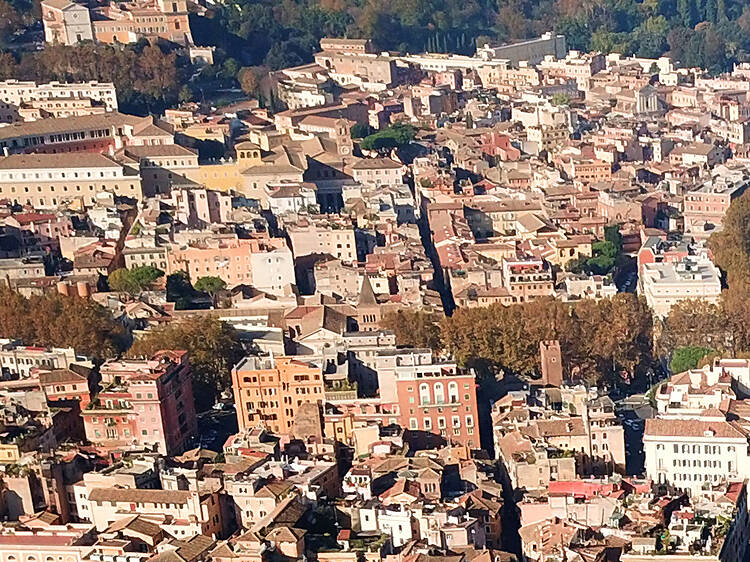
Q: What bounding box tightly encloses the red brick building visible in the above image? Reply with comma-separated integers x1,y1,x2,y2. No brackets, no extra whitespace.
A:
394,356,480,448
82,350,197,455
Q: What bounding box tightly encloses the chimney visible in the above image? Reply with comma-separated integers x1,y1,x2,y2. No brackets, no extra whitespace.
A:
56,281,70,296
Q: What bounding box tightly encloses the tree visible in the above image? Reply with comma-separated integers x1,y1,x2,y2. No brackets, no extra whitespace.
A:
711,190,750,281
238,66,259,96
550,93,571,106
350,123,372,139
128,316,244,410
670,346,713,373
441,294,652,388
633,16,670,58
381,310,442,351
678,0,697,28
166,271,196,309
194,276,227,308
0,288,124,358
108,266,164,296
178,85,193,104
661,300,729,355
360,122,416,152
0,0,21,45
567,240,619,275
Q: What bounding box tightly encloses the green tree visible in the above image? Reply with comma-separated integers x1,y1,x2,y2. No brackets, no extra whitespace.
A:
633,16,670,58
166,271,196,310
678,0,697,28
670,346,713,373
350,123,372,139
360,122,416,152
108,266,164,296
128,316,244,410
550,93,571,106
178,85,193,104
194,276,227,307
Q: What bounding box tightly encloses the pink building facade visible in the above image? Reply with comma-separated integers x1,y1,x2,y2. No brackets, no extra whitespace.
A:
82,350,197,455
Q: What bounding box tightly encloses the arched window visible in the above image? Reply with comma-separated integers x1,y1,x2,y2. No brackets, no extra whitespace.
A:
434,382,445,405
448,382,459,403
419,383,430,405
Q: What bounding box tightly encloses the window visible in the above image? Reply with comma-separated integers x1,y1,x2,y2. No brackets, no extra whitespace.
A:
448,382,459,403
419,383,430,405
434,382,445,404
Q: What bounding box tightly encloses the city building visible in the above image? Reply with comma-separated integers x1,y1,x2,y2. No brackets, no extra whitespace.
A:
639,255,721,318
232,355,325,435
81,350,197,455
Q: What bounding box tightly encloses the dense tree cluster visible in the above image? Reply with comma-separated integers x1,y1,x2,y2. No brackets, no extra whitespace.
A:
0,42,188,114
128,316,244,410
381,310,442,351
440,293,653,387
654,190,750,366
186,0,750,75
0,289,124,358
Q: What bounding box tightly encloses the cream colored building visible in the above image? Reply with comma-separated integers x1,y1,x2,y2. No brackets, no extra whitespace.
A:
0,152,142,207
0,80,117,123
286,220,357,262
644,414,750,495
74,485,223,537
638,256,721,318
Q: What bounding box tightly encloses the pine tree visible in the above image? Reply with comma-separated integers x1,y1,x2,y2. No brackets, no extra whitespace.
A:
678,0,696,28
704,0,717,22
717,0,727,22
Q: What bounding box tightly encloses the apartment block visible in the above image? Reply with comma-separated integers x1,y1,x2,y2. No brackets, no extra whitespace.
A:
76,486,222,537
42,0,192,46
683,175,750,239
639,255,721,318
0,339,78,378
644,415,750,495
166,234,294,293
286,219,357,262
82,350,197,455
232,355,325,435
501,256,555,303
392,353,480,448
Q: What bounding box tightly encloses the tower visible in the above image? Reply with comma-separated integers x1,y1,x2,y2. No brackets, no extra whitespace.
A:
540,340,563,387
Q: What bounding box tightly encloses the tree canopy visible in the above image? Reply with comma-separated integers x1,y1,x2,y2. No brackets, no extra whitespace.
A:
0,42,189,114
108,266,164,296
128,316,244,410
381,310,442,351
360,123,416,152
0,289,124,358
670,346,714,374
182,0,750,77
440,293,653,387
194,276,228,307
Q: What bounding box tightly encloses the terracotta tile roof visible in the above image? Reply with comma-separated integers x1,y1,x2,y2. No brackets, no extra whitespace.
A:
88,487,193,505
645,418,748,439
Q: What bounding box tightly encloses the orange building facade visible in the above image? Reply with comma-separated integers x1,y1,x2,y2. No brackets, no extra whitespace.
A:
232,356,325,434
